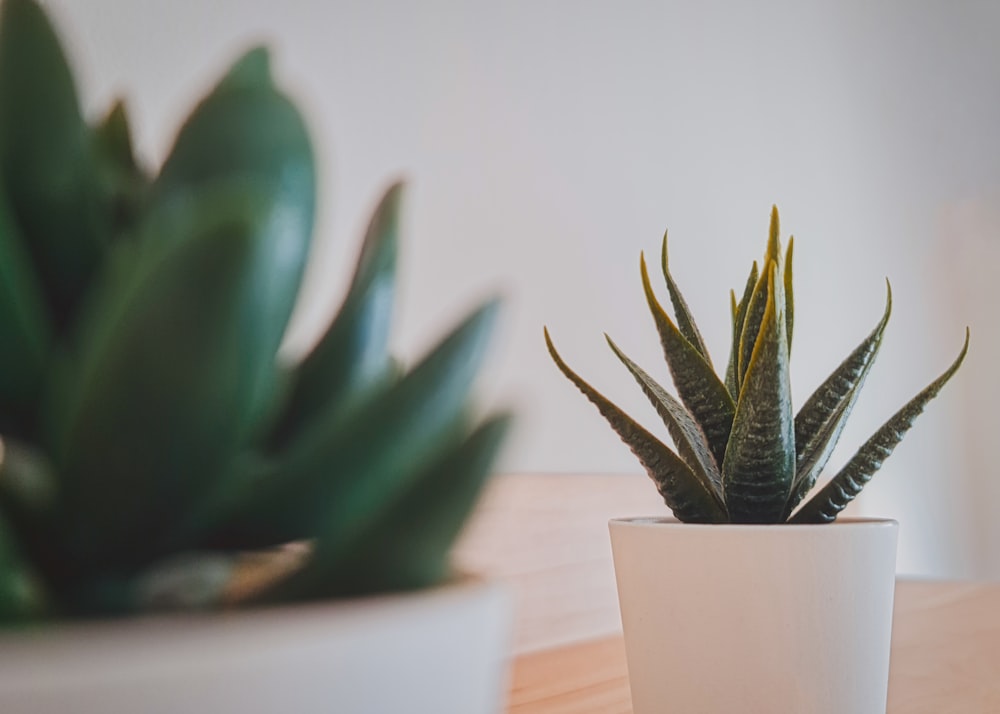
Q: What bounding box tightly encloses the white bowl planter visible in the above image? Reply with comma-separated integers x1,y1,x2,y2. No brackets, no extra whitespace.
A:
0,577,511,714
609,517,898,714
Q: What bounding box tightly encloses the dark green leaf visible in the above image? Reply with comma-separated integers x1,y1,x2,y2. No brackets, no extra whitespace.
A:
640,255,735,468
791,329,969,523
0,183,52,432
738,263,770,389
725,261,758,399
660,231,712,367
151,48,315,431
784,236,794,351
723,264,795,523
45,194,272,570
545,329,725,523
209,300,500,548
0,0,105,323
782,284,891,519
261,413,512,601
92,100,148,237
269,182,401,447
605,334,725,509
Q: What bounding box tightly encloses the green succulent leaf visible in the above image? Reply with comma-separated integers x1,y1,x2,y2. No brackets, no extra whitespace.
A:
152,47,315,431
660,231,712,367
45,192,282,570
270,182,401,447
782,283,891,519
784,237,794,350
209,299,501,549
738,263,771,389
0,0,106,323
0,183,52,433
545,329,725,523
725,261,758,399
640,255,735,468
92,100,148,237
604,335,725,510
791,329,969,523
723,264,795,523
260,413,512,601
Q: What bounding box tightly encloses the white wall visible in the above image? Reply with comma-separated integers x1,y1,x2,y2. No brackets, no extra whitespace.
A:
43,0,1000,577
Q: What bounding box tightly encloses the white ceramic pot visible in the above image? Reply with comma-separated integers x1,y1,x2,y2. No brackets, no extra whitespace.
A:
609,517,898,714
0,577,511,714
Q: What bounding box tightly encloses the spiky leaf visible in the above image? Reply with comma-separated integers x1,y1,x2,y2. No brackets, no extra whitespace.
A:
92,100,148,236
723,264,794,523
725,261,758,399
545,329,726,522
782,284,891,519
784,237,794,350
660,231,712,366
640,255,735,468
791,330,969,523
605,335,725,509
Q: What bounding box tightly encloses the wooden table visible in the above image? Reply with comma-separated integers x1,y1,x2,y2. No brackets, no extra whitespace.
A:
507,579,1000,713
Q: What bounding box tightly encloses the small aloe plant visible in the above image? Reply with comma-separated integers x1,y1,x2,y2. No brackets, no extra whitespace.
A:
545,207,968,524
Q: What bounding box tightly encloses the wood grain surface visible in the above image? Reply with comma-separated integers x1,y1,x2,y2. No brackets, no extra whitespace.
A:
505,579,1000,713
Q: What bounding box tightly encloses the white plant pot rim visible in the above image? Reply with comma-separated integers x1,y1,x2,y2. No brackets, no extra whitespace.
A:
611,515,898,531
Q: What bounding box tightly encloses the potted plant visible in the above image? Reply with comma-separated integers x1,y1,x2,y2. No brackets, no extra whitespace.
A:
545,207,967,714
0,1,511,712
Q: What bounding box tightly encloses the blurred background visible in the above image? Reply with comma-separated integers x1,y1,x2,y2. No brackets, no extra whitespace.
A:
45,0,1000,578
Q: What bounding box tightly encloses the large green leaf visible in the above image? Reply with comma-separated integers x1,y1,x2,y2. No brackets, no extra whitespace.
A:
44,194,278,570
640,255,735,468
0,0,106,323
151,48,315,432
660,231,712,367
0,182,52,433
782,284,891,519
605,335,725,510
737,263,770,389
791,329,969,523
260,413,512,601
725,261,758,399
723,264,795,523
206,300,500,549
270,182,401,447
545,329,725,523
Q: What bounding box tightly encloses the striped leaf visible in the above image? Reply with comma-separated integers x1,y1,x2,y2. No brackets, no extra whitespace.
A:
545,329,725,523
725,261,758,399
605,335,725,509
782,283,891,519
723,264,795,523
784,237,795,350
791,330,969,523
640,255,735,468
660,231,712,367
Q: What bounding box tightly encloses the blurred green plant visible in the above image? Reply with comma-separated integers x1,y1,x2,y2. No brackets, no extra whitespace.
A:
546,207,966,524
0,0,509,623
